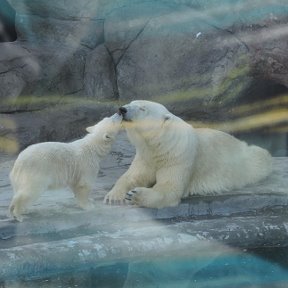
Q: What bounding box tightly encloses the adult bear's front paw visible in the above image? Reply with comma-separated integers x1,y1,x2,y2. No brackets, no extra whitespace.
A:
125,188,140,205
125,188,146,206
125,187,175,208
103,189,126,205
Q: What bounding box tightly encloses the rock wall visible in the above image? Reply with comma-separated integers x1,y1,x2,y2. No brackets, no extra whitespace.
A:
0,0,288,151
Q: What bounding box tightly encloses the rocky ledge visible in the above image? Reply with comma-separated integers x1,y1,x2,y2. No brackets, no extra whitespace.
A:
0,132,287,281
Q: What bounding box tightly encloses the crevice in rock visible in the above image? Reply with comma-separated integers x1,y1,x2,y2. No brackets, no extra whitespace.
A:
101,20,150,100
64,88,84,96
104,45,120,100
0,108,44,114
238,79,288,106
224,29,250,52
0,64,28,76
80,43,94,50
203,21,250,52
0,69,12,76
20,12,105,23
115,20,150,67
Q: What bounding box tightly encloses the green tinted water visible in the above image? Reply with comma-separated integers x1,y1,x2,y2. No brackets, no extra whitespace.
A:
3,247,288,288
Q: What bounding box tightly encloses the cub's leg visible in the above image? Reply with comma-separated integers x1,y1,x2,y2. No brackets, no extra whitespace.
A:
9,184,44,222
72,183,94,210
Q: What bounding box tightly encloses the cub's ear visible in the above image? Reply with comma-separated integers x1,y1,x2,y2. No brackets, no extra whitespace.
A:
86,126,94,133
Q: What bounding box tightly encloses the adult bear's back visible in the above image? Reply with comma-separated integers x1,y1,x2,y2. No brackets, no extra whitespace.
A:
188,128,272,196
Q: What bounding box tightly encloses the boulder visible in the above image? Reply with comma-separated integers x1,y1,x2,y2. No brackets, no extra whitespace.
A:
0,102,118,152
0,43,40,102
104,2,174,62
0,0,287,152
113,7,251,106
16,14,104,49
84,45,118,100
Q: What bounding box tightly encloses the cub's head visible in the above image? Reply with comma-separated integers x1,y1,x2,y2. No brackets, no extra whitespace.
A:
118,100,173,136
86,113,122,143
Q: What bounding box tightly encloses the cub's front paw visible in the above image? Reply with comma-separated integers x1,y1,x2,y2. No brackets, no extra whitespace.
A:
12,213,24,222
104,189,127,205
79,201,95,210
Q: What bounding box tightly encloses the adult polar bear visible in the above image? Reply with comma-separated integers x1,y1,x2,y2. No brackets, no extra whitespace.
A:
104,100,272,208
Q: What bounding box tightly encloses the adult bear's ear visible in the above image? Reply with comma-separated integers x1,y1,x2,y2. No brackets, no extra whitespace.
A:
103,133,112,141
162,113,172,127
86,126,94,133
164,113,172,122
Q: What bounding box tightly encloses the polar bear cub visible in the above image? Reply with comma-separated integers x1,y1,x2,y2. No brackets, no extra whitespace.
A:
9,113,122,221
104,100,272,208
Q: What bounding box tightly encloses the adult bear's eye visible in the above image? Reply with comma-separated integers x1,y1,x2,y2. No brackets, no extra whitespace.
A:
140,107,146,111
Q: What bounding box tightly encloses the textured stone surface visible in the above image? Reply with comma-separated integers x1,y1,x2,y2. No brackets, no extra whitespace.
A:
84,45,118,99
104,2,174,61
16,14,104,49
8,0,106,19
115,10,251,102
0,43,40,101
0,0,288,151
2,0,288,103
0,102,119,151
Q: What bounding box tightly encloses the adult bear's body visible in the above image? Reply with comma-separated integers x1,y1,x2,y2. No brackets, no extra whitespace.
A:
104,101,272,208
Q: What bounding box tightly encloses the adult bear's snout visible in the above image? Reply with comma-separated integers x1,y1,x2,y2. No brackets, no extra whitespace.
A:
119,107,127,115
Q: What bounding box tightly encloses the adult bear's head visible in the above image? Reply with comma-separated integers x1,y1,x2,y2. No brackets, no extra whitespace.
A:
118,100,176,142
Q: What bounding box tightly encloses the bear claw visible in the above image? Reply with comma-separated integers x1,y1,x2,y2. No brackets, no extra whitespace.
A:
125,189,140,204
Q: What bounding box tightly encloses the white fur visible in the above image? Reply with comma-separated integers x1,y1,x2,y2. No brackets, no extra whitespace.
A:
104,101,272,208
9,114,122,221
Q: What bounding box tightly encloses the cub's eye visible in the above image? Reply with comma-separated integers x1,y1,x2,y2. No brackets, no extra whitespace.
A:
140,107,146,111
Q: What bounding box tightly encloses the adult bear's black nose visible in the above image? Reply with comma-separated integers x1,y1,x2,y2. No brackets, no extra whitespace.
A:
119,106,127,115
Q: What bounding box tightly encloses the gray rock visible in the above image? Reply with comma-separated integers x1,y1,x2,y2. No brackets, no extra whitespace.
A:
115,8,251,105
248,21,288,88
3,0,288,105
104,2,174,62
1,0,288,151
4,0,105,102
0,43,40,102
7,0,145,20
0,102,119,152
39,47,87,96
16,14,104,49
1,43,88,99
84,45,118,100
161,0,288,28
8,0,104,20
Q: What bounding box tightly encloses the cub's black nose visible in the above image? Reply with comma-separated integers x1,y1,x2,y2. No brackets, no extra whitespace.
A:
119,107,127,115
